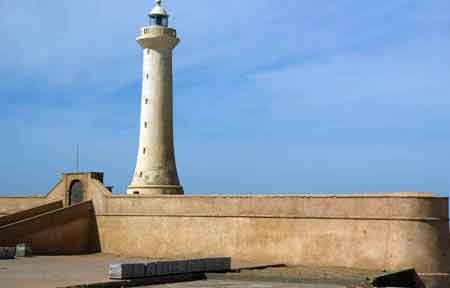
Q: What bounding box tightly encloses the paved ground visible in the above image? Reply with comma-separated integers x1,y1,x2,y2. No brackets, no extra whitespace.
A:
147,279,347,288
210,265,378,286
0,254,377,288
0,254,144,288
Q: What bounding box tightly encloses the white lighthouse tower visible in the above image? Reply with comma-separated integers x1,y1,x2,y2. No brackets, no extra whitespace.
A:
128,0,183,195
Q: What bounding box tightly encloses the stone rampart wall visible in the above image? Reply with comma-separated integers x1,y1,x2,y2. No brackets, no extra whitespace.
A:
95,194,449,276
0,174,448,286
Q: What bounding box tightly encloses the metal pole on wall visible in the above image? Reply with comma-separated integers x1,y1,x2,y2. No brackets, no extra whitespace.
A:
76,144,80,172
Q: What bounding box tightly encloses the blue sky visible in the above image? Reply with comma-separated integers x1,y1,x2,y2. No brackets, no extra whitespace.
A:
0,0,449,196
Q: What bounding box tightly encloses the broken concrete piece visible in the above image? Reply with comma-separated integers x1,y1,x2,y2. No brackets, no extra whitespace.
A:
372,268,425,288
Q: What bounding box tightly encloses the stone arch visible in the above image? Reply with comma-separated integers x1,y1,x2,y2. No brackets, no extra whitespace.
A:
68,180,84,206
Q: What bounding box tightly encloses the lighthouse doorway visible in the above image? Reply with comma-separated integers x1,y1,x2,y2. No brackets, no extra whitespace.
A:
69,180,84,206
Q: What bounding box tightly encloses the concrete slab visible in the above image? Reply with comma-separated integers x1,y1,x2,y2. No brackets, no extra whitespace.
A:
109,257,231,279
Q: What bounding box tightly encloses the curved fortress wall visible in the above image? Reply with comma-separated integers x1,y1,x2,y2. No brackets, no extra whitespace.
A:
0,173,448,287
96,194,449,273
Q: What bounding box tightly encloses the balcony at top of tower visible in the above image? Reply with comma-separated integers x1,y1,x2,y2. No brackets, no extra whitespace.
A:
149,0,169,27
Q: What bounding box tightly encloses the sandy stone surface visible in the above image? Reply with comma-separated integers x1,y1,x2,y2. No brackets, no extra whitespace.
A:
0,254,147,288
211,265,380,286
147,279,347,288
0,254,378,288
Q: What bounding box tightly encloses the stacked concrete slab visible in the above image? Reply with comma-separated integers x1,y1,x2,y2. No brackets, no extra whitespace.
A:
109,257,231,280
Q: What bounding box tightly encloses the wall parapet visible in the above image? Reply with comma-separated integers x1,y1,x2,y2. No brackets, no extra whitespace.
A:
95,213,447,222
97,194,449,221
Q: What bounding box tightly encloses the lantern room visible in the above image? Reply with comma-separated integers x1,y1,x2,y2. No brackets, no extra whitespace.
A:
149,0,169,27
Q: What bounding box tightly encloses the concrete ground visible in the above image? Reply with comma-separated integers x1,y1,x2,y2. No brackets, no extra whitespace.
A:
0,254,377,288
147,279,347,288
0,254,145,288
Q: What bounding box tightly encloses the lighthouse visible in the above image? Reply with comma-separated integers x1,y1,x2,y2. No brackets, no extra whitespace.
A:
128,0,183,195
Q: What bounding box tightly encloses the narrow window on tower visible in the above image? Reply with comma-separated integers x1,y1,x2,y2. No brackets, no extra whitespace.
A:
143,147,146,154
139,172,143,177
145,98,149,104
147,49,150,55
146,74,149,80
144,122,148,128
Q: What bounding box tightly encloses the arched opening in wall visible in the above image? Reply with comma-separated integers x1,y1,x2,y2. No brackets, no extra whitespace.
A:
69,180,85,206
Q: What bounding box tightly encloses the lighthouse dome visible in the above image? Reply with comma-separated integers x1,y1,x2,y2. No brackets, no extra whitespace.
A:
149,0,169,17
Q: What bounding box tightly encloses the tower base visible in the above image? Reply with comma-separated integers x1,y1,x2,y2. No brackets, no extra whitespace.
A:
127,185,184,196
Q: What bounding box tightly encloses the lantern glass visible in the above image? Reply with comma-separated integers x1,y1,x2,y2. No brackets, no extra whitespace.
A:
150,15,168,27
